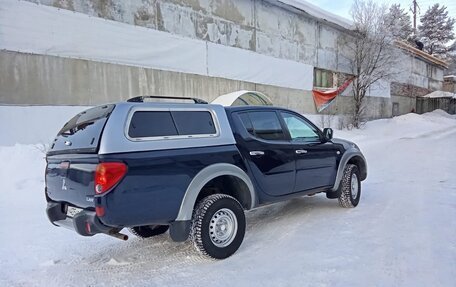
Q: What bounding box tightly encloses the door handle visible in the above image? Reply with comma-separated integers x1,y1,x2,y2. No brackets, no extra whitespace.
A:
249,151,264,156
295,149,308,154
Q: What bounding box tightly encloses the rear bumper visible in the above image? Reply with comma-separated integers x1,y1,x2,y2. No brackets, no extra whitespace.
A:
46,201,113,236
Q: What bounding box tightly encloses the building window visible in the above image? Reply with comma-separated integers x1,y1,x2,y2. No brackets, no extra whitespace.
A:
314,68,336,88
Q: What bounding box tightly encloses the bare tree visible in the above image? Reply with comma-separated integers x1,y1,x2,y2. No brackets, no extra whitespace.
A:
318,103,337,129
345,0,398,128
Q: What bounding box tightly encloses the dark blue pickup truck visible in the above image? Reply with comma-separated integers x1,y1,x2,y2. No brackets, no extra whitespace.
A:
45,96,367,259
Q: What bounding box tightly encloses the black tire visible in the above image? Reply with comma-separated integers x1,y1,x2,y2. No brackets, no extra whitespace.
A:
338,164,361,208
191,194,246,259
129,225,169,238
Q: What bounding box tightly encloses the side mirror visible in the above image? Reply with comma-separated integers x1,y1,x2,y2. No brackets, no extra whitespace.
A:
323,128,333,141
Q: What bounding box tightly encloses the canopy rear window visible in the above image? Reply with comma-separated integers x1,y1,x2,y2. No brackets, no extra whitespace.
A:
48,104,115,155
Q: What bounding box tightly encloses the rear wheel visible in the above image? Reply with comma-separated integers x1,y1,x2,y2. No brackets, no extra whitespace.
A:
129,225,169,238
191,194,246,259
338,164,361,208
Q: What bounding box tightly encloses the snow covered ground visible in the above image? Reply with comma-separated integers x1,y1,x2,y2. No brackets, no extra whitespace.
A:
0,107,455,287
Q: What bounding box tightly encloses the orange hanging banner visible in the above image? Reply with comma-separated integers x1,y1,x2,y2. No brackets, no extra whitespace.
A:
312,77,354,112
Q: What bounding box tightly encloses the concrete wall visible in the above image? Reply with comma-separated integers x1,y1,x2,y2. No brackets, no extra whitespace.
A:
0,50,391,118
0,50,254,106
394,49,444,91
389,81,428,116
0,50,319,114
391,95,417,115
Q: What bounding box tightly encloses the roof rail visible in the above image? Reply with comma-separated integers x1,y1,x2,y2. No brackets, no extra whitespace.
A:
127,96,208,104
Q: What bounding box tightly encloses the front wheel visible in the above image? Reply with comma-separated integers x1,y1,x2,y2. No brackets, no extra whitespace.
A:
191,194,246,259
338,164,361,208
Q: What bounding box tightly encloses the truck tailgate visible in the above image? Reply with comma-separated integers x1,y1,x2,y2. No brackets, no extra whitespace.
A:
45,105,115,208
46,154,99,208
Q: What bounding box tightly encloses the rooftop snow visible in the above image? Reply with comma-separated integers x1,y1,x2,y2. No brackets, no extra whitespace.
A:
422,91,456,99
278,0,353,30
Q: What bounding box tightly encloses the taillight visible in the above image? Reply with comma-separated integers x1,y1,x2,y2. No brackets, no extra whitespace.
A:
94,162,127,194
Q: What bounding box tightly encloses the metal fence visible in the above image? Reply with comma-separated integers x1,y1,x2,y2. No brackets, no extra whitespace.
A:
416,97,456,114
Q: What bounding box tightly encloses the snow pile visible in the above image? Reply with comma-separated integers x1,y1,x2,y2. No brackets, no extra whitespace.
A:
336,109,456,145
0,107,455,287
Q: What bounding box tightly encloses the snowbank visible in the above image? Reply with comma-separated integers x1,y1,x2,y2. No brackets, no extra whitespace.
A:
0,105,87,146
0,105,341,146
335,109,456,145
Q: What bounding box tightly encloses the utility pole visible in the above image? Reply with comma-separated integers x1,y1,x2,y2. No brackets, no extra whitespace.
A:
411,0,419,34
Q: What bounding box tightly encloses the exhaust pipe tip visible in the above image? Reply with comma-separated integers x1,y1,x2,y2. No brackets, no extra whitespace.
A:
107,231,129,241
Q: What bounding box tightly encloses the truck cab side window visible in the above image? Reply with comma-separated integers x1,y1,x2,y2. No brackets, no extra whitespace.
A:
239,111,285,141
281,112,320,142
238,113,254,136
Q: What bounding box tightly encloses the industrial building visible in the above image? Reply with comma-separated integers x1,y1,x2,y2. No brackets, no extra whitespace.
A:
0,0,448,120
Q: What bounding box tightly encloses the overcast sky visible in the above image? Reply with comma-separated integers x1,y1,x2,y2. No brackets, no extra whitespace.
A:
311,0,456,27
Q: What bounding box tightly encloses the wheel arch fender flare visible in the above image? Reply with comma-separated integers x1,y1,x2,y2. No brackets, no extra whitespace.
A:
332,149,367,192
175,163,257,221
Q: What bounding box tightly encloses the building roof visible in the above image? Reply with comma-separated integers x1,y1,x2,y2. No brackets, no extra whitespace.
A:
422,91,456,99
396,41,449,69
276,0,353,30
276,2,449,71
